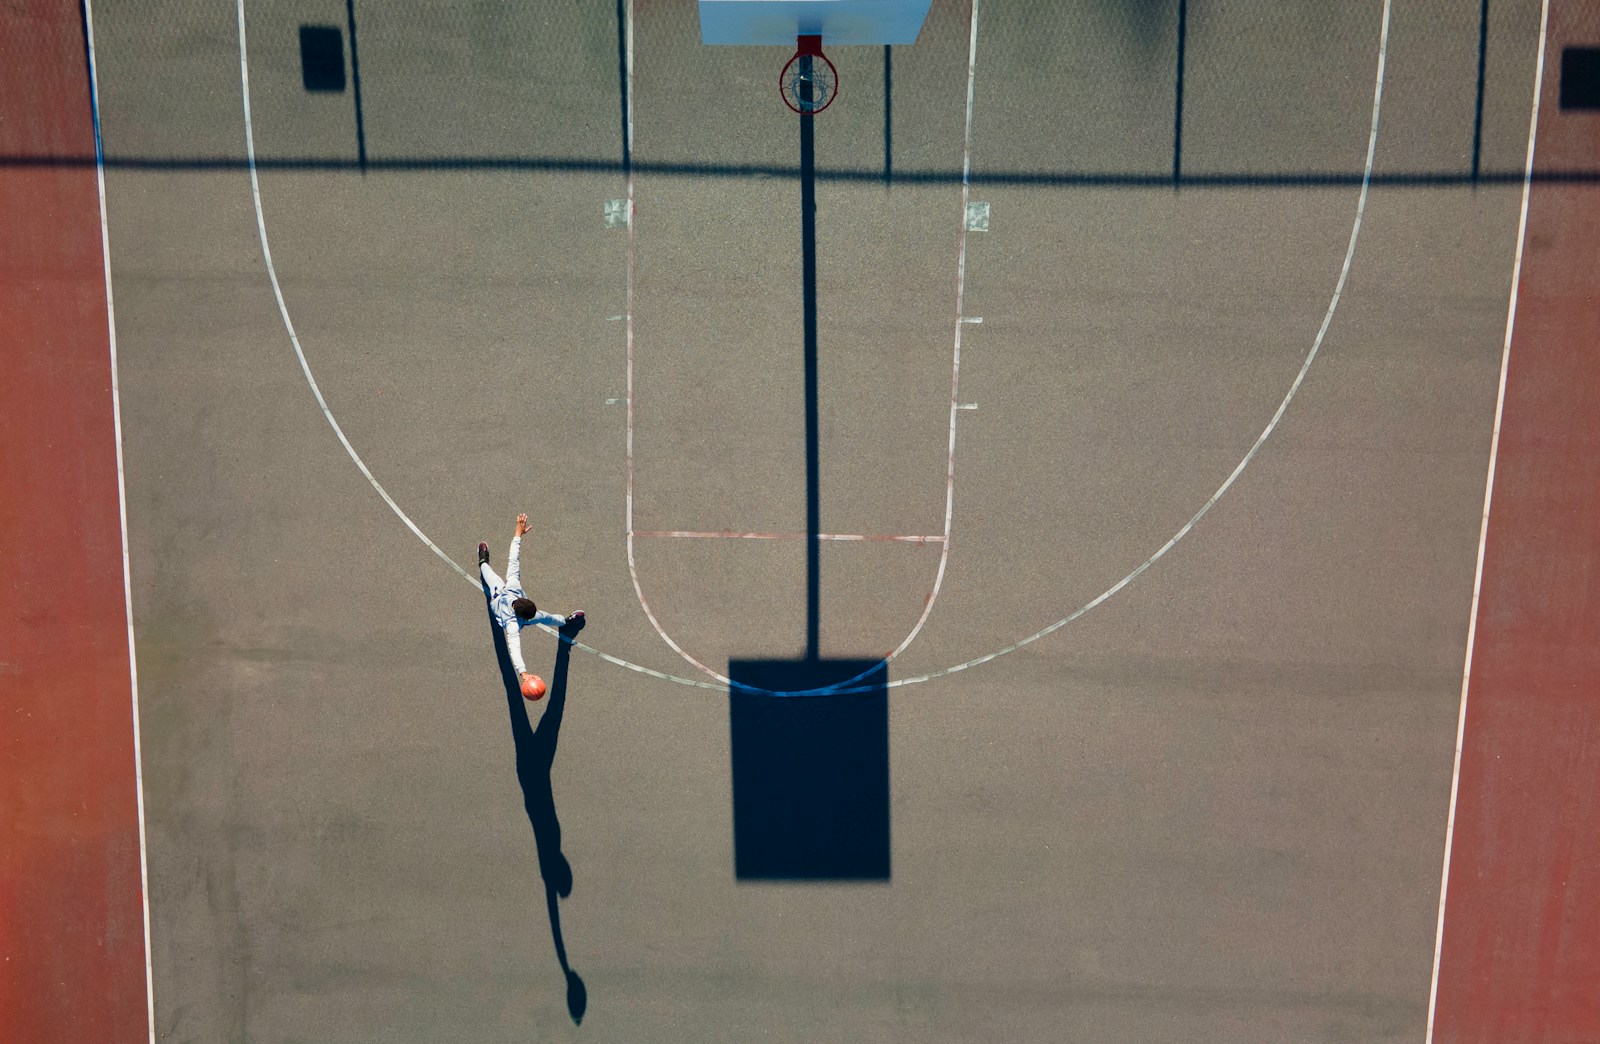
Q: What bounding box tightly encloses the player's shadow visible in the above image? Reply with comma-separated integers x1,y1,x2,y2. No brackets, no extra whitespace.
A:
484,597,587,1024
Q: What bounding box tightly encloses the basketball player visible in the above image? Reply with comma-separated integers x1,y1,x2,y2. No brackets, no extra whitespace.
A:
479,513,584,698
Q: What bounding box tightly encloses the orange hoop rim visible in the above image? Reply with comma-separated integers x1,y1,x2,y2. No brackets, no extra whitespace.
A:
779,43,838,114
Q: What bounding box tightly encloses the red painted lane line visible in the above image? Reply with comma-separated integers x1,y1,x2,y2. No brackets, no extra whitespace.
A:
0,2,148,1042
1432,4,1600,1042
633,530,946,544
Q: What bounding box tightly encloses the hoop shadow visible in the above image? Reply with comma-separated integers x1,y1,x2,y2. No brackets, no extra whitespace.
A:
483,588,587,1024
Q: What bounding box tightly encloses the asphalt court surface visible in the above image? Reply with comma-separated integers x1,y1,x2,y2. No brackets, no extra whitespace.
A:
88,0,1545,1039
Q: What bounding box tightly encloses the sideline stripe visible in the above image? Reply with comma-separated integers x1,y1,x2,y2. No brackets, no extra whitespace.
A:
81,1,156,1036
1424,1,1550,1039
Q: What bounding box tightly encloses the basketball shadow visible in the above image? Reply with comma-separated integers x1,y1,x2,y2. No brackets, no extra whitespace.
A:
484,589,588,1024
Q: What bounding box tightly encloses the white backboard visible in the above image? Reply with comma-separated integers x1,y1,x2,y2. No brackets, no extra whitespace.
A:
698,0,933,46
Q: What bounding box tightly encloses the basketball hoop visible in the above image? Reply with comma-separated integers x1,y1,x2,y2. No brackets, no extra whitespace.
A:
780,35,838,114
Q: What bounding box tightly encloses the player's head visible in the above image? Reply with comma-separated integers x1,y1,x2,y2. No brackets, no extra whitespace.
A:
512,597,538,621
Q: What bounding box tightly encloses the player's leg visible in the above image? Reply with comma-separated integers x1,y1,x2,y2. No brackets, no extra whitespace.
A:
533,609,584,631
479,543,505,591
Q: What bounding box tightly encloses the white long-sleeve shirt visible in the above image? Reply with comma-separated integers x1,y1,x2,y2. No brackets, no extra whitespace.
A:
485,534,567,675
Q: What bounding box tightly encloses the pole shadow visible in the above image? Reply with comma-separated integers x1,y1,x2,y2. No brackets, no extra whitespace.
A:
484,586,587,1024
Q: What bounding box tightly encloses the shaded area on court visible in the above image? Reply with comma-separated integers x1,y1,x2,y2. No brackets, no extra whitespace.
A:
15,0,1564,187
728,659,890,881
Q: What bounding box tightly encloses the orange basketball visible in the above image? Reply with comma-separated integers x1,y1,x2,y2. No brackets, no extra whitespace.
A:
520,674,547,701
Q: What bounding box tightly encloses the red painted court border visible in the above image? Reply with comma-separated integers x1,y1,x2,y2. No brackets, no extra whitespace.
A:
0,1,150,1041
1430,1,1600,1040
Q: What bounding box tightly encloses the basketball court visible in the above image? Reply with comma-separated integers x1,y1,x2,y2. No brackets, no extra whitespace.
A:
6,0,1600,1040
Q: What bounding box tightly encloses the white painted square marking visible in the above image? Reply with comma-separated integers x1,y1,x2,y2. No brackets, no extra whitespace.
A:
604,199,630,229
964,201,989,232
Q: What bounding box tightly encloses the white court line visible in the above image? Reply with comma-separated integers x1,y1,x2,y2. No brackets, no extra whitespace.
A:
81,2,156,1038
635,531,945,543
1425,1,1550,1038
243,0,1390,697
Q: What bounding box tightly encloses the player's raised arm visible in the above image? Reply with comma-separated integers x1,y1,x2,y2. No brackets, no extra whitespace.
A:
507,512,530,589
